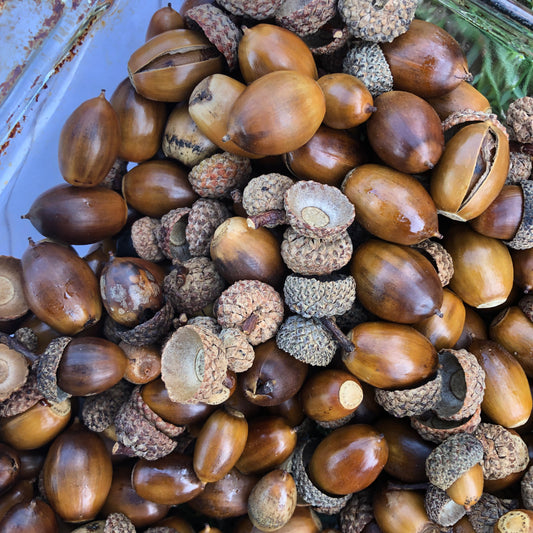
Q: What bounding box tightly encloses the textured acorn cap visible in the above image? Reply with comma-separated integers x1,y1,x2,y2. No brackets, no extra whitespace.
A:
315,411,356,430
342,41,393,96
285,181,355,241
506,152,532,184
338,0,417,42
281,226,353,275
468,493,518,532
339,490,374,532
0,368,42,417
0,344,29,401
284,273,356,318
219,327,255,373
13,327,38,352
161,324,228,405
433,349,485,422
305,23,351,57
131,217,164,262
216,0,283,19
70,521,105,533
442,110,508,137
276,315,337,366
425,433,484,490
186,198,230,257
375,372,442,418
216,280,285,346
505,179,533,250
472,423,529,480
187,315,221,334
0,256,29,321
104,513,136,533
521,465,533,510
35,336,72,403
274,0,337,36
506,96,533,143
425,484,466,527
413,239,454,287
156,207,191,261
411,405,482,444
144,528,177,533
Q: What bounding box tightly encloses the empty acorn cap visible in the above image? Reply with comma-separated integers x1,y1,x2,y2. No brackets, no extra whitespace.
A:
218,328,255,373
104,512,136,533
0,368,43,417
131,217,164,263
425,484,466,527
35,336,72,403
433,349,485,422
284,181,355,241
0,256,29,322
506,180,533,250
425,433,484,490
468,493,519,531
412,240,454,287
0,344,29,401
339,490,374,532
274,0,337,36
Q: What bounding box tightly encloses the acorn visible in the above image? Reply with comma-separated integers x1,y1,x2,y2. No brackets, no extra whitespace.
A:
0,479,34,522
146,2,185,40
120,342,161,385
0,256,29,329
58,90,121,187
453,305,488,350
350,239,444,324
308,424,389,495
366,90,445,174
43,420,113,522
155,515,196,533
0,499,58,533
511,248,533,293
238,24,318,83
224,70,326,156
343,163,440,245
21,240,102,335
0,343,28,401
0,443,20,495
343,321,438,389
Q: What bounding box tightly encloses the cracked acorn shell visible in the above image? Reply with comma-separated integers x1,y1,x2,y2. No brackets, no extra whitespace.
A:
128,28,224,102
224,70,326,156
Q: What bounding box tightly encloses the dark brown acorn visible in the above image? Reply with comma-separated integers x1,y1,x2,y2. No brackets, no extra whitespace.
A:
380,19,472,98
366,90,445,174
0,443,20,496
120,342,161,385
110,77,168,163
21,240,102,335
453,305,488,350
122,159,198,218
23,184,128,245
0,499,58,533
511,248,533,293
43,420,113,523
58,90,121,187
146,2,185,40
426,81,491,120
0,479,34,522
350,239,443,323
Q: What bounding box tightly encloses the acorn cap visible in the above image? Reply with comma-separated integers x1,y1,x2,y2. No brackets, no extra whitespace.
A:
433,349,485,422
215,0,283,19
274,0,337,36
185,4,242,71
276,315,337,366
506,95,533,143
281,226,353,276
468,493,518,532
412,240,454,287
339,490,374,533
0,256,29,321
335,298,375,332
411,405,482,444
285,181,355,241
216,280,285,346
70,522,105,533
342,41,393,96
521,465,533,510
242,173,294,221
161,324,228,405
186,198,230,257
35,336,72,403
283,273,356,318
219,327,255,373
144,528,177,533
187,316,221,334
0,344,29,401
0,368,43,417
506,152,532,184
425,432,484,490
304,22,351,56
374,372,442,418
13,327,38,352
424,484,466,527
338,0,417,42
316,411,356,430
505,179,533,250
442,110,508,137
472,423,529,480
104,513,136,533
156,208,192,261
131,217,164,262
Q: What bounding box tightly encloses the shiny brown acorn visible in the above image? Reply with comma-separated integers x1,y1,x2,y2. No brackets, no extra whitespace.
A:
343,321,438,389
343,163,440,245
146,2,185,40
381,19,472,98
366,90,445,174
110,77,168,163
120,342,162,385
350,239,443,323
58,90,121,187
511,248,533,293
21,240,102,335
0,443,20,496
426,80,491,120
127,29,224,102
42,421,113,523
23,184,128,245
121,159,198,217
238,24,317,83
0,499,58,533
0,479,34,523
308,424,388,495
224,70,326,156
453,304,488,350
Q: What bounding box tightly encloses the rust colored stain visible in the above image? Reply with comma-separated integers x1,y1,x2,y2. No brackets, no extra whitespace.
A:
0,64,24,103
0,122,22,156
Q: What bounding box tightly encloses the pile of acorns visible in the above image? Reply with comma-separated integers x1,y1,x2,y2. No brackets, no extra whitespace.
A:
0,0,532,531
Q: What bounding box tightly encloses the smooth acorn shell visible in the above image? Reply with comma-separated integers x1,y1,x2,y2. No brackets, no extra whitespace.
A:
350,239,443,323
43,421,112,522
238,24,317,83
110,77,167,162
193,407,248,483
24,184,128,245
56,337,127,396
308,424,388,495
426,80,491,120
132,452,205,505
343,163,440,244
381,19,471,98
443,224,514,309
146,3,185,40
21,241,102,335
469,339,532,428
122,159,197,217
430,122,510,221
366,90,444,174
343,321,438,389
225,70,326,156
317,73,374,129
511,248,533,293
0,499,58,533
0,479,34,522
235,416,297,475
0,443,20,495
283,125,367,187
453,305,488,350
446,463,483,509
490,306,533,377
58,91,121,187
